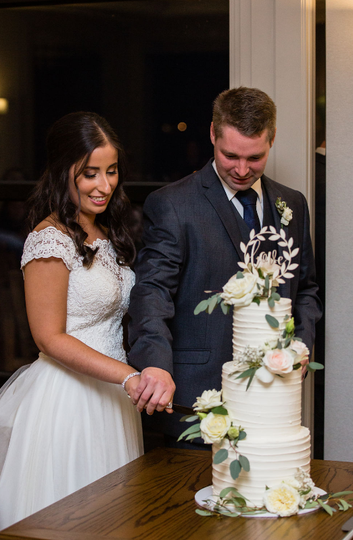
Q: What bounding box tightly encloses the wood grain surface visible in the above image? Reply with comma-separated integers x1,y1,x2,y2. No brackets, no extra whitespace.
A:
1,449,353,540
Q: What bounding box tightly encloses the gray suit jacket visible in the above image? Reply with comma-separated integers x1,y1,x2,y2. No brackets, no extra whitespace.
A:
128,160,322,437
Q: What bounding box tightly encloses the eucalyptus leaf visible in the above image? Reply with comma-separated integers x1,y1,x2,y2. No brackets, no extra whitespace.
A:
230,459,242,480
213,448,229,464
221,301,230,315
246,369,256,390
195,509,214,516
177,423,202,441
338,499,351,511
304,501,319,509
229,496,247,507
194,299,209,315
308,361,324,370
185,432,201,441
239,454,250,472
219,486,244,499
268,297,275,308
180,414,199,422
272,292,281,301
179,415,192,422
265,314,279,328
318,499,335,515
236,271,244,279
238,430,247,440
236,368,256,380
207,295,219,314
216,508,240,518
331,491,353,497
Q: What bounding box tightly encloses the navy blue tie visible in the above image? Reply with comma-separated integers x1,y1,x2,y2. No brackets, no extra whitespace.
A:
235,188,260,234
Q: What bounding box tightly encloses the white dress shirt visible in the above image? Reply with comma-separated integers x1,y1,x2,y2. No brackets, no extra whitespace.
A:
212,160,264,226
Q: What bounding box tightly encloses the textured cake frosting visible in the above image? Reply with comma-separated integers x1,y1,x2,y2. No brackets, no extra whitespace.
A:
232,298,292,356
212,298,311,507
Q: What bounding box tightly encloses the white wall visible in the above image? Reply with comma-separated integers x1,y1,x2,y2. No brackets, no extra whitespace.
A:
324,0,353,461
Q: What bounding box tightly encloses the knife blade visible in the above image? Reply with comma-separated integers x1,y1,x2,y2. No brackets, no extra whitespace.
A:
172,403,194,415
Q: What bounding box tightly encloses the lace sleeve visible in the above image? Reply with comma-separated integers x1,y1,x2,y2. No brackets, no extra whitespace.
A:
21,227,82,272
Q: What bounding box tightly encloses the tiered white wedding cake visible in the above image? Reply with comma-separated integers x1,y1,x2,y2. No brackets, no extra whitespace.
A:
180,226,323,516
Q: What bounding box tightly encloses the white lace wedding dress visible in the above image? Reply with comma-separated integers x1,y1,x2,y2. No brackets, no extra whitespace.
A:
0,227,143,530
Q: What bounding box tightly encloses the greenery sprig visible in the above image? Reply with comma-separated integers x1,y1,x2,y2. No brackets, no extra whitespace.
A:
196,489,353,518
178,400,249,481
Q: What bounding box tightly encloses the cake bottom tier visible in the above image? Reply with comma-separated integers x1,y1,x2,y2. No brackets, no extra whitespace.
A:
212,426,311,507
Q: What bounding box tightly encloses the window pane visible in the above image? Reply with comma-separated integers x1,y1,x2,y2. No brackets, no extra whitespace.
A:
0,1,229,376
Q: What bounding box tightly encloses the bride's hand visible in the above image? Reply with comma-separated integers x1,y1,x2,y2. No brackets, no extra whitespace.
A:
130,367,175,415
124,374,141,397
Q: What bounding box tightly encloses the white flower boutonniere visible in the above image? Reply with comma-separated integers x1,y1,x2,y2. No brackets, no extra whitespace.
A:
275,197,293,227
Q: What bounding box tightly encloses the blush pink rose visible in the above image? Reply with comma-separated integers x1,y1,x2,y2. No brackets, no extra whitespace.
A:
263,348,294,375
290,340,310,366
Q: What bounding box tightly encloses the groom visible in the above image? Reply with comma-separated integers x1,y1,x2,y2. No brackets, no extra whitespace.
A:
128,86,322,445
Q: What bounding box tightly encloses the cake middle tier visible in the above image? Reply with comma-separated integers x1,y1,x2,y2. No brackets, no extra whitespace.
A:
222,362,302,437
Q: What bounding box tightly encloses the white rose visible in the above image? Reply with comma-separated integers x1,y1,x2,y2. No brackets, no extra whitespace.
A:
200,412,231,444
220,273,258,307
290,340,310,366
263,348,294,375
263,483,300,517
193,389,223,411
281,207,293,226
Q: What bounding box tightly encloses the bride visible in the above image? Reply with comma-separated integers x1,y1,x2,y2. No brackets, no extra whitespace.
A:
0,112,144,530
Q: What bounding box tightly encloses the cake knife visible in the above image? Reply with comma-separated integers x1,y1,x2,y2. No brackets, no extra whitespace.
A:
172,403,194,415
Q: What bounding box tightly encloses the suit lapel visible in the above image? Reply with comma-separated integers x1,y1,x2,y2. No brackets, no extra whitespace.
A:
201,163,245,260
262,175,282,231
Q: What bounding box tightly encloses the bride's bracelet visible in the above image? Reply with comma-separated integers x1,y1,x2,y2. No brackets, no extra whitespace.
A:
121,371,141,394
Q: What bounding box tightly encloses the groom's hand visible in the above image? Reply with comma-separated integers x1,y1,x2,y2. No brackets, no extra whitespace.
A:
131,367,175,415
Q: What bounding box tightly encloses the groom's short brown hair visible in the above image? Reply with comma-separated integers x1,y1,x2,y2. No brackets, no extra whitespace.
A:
212,86,277,142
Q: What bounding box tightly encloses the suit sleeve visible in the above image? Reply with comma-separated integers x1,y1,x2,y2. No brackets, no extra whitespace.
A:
127,191,184,375
292,192,322,355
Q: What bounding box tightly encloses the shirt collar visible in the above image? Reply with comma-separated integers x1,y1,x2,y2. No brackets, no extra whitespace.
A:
212,160,263,202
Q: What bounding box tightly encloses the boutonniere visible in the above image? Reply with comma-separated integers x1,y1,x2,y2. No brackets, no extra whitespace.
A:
275,197,293,228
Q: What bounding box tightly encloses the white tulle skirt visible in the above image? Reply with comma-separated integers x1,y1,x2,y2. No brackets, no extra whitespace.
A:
0,354,143,530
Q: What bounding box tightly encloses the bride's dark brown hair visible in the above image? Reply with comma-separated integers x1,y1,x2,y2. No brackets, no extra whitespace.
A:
28,111,135,267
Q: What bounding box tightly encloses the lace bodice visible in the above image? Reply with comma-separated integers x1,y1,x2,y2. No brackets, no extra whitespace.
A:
21,227,135,362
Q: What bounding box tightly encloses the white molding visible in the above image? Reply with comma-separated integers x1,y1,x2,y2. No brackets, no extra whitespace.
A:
229,0,316,440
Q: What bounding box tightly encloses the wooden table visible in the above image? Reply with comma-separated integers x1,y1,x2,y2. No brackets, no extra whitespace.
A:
1,448,353,540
